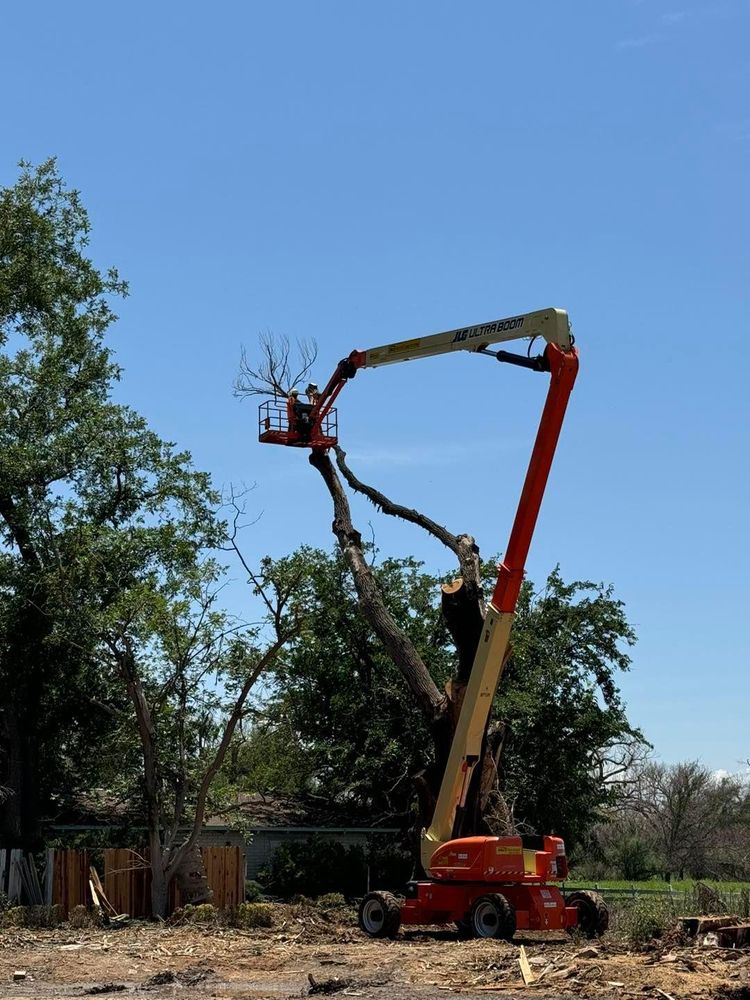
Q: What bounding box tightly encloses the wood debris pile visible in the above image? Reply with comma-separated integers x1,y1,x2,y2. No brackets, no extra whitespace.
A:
0,908,749,999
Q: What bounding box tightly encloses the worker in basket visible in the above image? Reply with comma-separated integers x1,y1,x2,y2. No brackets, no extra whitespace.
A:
287,387,313,442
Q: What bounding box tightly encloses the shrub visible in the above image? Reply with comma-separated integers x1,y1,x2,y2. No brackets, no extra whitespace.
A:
0,905,64,928
614,836,656,882
263,835,413,901
0,906,27,927
190,903,219,924
232,902,275,928
245,880,265,902
68,904,100,929
315,893,347,909
265,837,366,899
619,897,678,947
168,902,220,925
365,839,413,891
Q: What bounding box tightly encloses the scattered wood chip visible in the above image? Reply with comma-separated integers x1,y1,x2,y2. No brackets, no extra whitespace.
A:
518,945,534,986
550,964,579,980
577,945,600,959
12,971,26,982
654,990,677,1000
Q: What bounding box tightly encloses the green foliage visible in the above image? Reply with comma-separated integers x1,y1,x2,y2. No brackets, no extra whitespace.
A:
0,160,223,844
245,880,266,902
231,902,275,927
170,902,219,924
365,839,414,890
495,567,642,846
263,836,368,899
564,879,750,892
170,901,274,927
613,835,656,882
315,892,347,908
261,835,413,899
617,896,678,947
240,547,641,850
222,546,456,824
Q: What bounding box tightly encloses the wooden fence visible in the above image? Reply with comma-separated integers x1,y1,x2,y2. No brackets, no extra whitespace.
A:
49,846,245,918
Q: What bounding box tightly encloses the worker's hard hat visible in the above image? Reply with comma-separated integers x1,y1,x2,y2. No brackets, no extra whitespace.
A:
306,382,319,392
289,388,299,396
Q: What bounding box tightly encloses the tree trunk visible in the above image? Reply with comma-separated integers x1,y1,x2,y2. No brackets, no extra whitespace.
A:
310,449,512,840
149,834,169,920
0,705,22,844
309,450,446,722
441,578,485,683
171,844,212,905
0,680,44,848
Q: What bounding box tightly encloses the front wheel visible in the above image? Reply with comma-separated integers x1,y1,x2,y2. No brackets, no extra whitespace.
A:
469,893,516,940
358,891,401,939
566,890,609,938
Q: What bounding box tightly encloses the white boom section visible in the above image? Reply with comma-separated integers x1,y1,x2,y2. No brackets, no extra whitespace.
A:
420,604,514,870
361,307,570,368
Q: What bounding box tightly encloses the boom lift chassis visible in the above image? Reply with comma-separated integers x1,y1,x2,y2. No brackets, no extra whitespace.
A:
259,307,608,941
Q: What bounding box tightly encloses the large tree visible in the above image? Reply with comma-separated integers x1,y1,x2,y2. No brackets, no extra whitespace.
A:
227,545,642,851
237,341,644,852
0,159,217,846
91,548,304,917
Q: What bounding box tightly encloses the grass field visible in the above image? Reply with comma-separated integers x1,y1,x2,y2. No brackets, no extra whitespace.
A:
564,879,750,892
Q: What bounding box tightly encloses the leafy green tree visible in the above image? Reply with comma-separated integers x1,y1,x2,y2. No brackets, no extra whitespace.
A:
495,568,641,846
0,159,216,845
233,547,642,852
92,552,302,917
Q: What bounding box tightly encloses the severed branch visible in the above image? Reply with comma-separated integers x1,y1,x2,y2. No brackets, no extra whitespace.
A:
335,445,484,682
309,448,447,723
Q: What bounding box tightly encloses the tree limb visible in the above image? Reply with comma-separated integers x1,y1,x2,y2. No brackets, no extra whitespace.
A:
334,445,485,679
310,448,447,722
165,631,293,877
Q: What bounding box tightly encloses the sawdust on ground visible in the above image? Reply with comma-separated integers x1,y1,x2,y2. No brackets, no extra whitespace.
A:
0,911,747,1000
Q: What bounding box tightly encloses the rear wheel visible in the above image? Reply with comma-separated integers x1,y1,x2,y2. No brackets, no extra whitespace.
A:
566,890,609,938
469,893,516,940
358,891,401,939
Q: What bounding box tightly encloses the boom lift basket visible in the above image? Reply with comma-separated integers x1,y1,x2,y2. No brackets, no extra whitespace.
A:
258,397,338,448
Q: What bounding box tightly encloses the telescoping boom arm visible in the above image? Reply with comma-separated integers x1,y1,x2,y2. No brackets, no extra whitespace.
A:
310,307,572,430
309,307,578,872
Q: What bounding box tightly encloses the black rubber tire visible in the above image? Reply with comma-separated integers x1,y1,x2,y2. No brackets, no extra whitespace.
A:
358,891,402,939
469,893,516,940
455,917,473,939
566,890,609,938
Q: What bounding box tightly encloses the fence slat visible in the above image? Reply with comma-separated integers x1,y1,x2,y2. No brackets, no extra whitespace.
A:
50,846,244,918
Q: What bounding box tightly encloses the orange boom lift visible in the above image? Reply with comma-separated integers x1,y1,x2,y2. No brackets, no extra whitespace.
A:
259,307,608,940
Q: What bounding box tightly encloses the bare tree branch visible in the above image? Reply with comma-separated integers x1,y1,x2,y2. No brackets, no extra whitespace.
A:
234,333,318,398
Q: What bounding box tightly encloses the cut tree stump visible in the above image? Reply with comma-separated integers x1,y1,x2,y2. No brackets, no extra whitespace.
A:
716,924,750,948
680,915,740,937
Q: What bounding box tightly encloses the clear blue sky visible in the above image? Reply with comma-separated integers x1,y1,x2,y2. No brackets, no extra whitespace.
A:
2,1,748,771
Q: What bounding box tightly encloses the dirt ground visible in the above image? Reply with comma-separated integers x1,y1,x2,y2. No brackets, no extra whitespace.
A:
0,912,748,1000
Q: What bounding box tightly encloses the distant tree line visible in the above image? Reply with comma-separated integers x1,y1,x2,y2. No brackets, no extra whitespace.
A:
580,760,750,882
